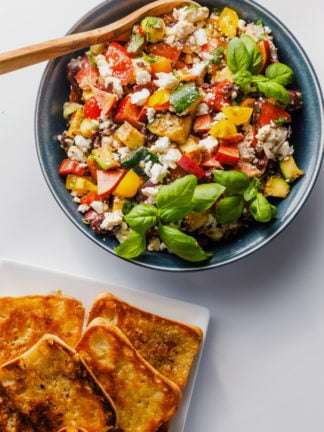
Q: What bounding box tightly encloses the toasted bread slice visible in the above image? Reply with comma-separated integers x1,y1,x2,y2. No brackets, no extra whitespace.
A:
76,318,182,432
0,334,117,432
0,384,35,432
87,293,203,389
0,294,85,366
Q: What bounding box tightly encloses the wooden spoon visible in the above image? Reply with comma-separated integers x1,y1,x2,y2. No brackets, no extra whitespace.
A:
0,0,197,75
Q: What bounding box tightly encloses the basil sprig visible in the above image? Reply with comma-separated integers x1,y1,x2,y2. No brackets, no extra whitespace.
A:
115,171,279,262
226,34,294,104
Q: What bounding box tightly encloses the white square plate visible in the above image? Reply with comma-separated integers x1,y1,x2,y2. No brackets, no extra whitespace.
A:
0,258,209,432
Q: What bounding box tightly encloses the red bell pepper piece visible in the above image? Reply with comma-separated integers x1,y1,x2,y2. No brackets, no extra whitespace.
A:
256,40,271,74
114,95,141,128
215,144,240,166
219,133,244,145
86,155,101,181
58,159,86,176
201,155,223,169
83,96,102,120
193,114,212,133
257,100,291,128
91,87,117,116
97,169,126,198
177,155,205,179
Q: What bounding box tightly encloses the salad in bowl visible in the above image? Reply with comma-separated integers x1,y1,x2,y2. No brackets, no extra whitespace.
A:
56,3,304,263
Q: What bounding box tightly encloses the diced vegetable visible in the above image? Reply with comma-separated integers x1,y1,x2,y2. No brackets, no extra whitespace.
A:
264,176,290,198
121,146,158,175
97,169,126,197
279,156,304,182
114,95,142,128
177,155,205,179
218,7,239,37
79,118,99,138
66,109,84,138
193,114,212,133
147,89,171,110
150,56,172,76
115,121,145,150
58,159,86,176
105,42,133,85
146,42,181,62
257,100,291,128
65,174,97,195
75,57,99,91
221,106,253,125
147,113,192,144
256,40,271,74
91,87,117,116
179,136,202,164
215,144,240,166
140,17,166,43
169,82,202,115
92,147,120,170
112,169,143,198
127,25,146,55
83,96,101,119
63,102,83,119
209,119,237,139
184,211,209,231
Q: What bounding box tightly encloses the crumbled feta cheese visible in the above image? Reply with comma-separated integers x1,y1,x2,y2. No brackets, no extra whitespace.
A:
130,88,150,106
238,19,247,31
166,21,195,39
199,136,219,153
154,72,179,90
195,102,209,116
96,54,113,79
67,145,86,162
141,186,160,204
78,204,90,213
256,124,292,160
146,107,156,123
104,77,124,99
194,28,208,46
238,126,256,162
74,135,92,152
147,237,162,252
115,222,131,243
116,146,131,161
159,148,182,169
100,210,123,230
135,70,151,85
90,200,105,214
144,161,168,184
150,136,171,153
173,6,209,23
190,61,208,77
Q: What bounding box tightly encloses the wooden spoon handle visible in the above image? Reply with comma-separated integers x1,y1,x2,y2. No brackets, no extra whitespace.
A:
0,0,195,75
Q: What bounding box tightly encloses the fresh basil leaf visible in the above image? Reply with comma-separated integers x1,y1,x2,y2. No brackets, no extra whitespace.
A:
270,204,277,218
250,74,269,83
124,204,158,234
257,80,291,104
213,170,250,194
232,69,253,89
226,37,251,73
159,205,193,223
191,183,225,212
157,175,197,209
265,62,294,86
249,193,273,222
243,177,261,201
216,195,244,224
240,34,262,73
158,224,212,262
114,231,146,259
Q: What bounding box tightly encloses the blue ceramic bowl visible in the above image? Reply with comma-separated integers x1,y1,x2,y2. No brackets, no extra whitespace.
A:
35,0,324,271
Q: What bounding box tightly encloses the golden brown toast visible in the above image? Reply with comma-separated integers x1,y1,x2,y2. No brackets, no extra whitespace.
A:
87,293,203,389
0,294,85,366
76,317,182,432
0,334,117,432
0,384,35,432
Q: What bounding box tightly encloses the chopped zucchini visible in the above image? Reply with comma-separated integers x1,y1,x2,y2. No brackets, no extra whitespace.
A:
66,108,84,138
63,102,83,119
90,43,105,55
115,121,145,150
92,147,120,170
79,118,99,138
279,156,304,183
147,113,192,145
140,17,166,43
169,82,202,115
121,146,158,175
264,176,290,198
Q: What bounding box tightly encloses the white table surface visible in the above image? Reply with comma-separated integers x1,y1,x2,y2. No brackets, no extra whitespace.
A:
1,1,324,431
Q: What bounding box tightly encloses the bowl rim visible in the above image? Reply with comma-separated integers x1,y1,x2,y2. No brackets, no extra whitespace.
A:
35,0,324,272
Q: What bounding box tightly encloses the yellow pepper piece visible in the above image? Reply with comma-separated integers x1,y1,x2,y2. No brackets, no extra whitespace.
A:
65,174,97,195
218,7,239,37
112,169,142,198
209,119,237,138
148,89,171,107
221,106,253,125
